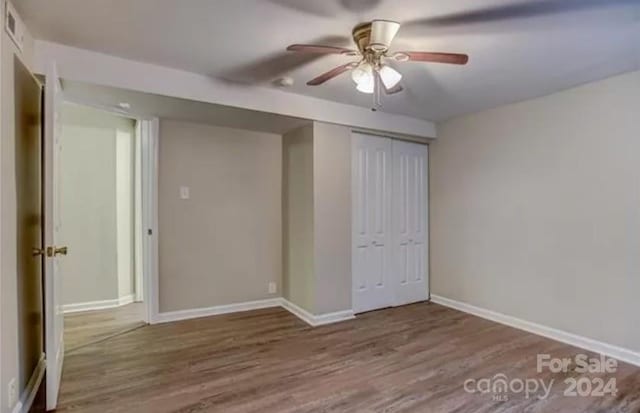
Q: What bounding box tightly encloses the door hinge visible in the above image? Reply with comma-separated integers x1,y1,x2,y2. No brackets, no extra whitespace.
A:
148,229,153,235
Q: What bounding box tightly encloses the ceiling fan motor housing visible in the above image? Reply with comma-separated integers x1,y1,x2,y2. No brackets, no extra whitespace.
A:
369,20,400,52
352,22,373,53
353,20,401,53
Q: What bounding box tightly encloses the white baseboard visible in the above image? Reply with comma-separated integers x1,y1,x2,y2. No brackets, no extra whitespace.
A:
153,297,355,327
13,353,45,413
279,299,316,326
279,298,355,327
118,294,136,306
62,294,136,314
154,298,282,324
430,294,640,367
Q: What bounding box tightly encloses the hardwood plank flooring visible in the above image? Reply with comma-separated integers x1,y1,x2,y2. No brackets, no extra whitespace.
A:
57,302,640,412
64,302,146,353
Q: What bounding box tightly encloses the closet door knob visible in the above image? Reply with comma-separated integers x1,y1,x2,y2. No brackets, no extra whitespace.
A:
46,246,68,257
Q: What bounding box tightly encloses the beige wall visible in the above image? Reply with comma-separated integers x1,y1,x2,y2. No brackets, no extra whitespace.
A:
116,128,135,300
431,70,640,352
159,119,351,315
312,122,351,314
282,122,352,315
59,104,136,306
158,120,282,312
0,3,35,410
282,125,315,312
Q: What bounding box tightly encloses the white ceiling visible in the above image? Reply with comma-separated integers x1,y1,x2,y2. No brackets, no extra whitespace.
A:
62,80,310,135
18,0,640,121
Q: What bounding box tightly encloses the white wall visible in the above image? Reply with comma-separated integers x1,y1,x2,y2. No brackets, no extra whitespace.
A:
158,120,282,312
431,70,640,353
59,104,136,306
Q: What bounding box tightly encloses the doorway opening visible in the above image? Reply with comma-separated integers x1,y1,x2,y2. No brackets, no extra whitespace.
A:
57,102,147,352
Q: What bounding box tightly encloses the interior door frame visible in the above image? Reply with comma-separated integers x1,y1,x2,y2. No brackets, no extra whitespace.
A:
140,117,160,324
350,130,431,313
48,93,161,327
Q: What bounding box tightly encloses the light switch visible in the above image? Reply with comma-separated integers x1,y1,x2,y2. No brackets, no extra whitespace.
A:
179,186,190,200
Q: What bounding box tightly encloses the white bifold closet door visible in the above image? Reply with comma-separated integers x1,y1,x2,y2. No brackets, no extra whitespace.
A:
352,133,393,313
352,133,429,314
392,140,429,306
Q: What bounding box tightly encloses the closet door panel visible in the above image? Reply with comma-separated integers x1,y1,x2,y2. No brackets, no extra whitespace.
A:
393,140,429,305
352,133,393,313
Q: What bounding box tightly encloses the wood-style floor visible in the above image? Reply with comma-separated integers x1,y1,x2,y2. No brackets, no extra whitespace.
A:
57,302,640,412
64,302,146,353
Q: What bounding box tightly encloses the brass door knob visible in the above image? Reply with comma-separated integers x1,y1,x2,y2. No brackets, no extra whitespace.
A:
46,246,68,257
32,247,46,256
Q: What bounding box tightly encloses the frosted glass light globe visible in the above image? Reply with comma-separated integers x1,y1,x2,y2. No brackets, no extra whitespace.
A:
378,65,402,89
351,63,374,94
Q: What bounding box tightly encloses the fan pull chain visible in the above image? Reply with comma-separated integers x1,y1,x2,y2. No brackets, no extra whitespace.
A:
372,71,382,111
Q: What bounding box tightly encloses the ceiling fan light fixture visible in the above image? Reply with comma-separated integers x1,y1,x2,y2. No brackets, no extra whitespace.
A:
351,62,373,84
352,62,375,93
378,65,402,89
356,81,374,94
369,20,400,52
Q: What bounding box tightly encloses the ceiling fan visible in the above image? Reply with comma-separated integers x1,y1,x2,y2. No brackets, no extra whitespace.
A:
286,20,468,105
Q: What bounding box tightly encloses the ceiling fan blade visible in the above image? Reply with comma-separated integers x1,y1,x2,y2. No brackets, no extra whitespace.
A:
402,0,637,29
268,0,338,17
269,0,383,16
287,44,358,56
392,52,469,65
307,62,358,86
221,36,351,84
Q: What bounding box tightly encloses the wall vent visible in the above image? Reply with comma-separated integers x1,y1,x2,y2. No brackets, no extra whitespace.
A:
5,1,25,52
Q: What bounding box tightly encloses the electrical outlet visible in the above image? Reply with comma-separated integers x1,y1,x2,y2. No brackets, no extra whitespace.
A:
8,377,17,408
179,186,190,200
268,282,277,294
